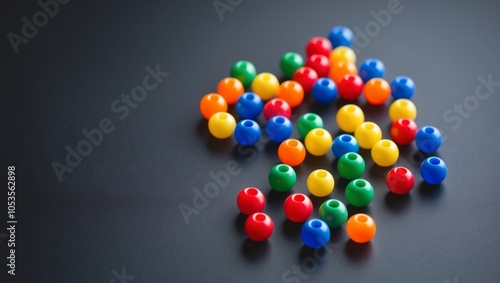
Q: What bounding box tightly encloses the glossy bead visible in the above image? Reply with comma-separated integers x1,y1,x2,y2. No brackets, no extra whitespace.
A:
277,80,304,108
364,78,391,105
293,67,318,94
305,54,330,78
330,61,357,84
237,187,266,215
329,46,356,64
284,193,313,222
332,134,359,159
328,25,354,48
234,119,261,146
371,139,399,167
266,116,293,143
278,139,306,166
305,128,333,156
390,118,418,145
199,93,228,120
318,199,348,228
345,179,374,207
263,98,292,120
297,113,324,139
245,212,274,242
252,72,280,101
217,77,244,105
415,126,442,153
346,213,376,243
359,58,385,83
386,167,415,194
354,122,382,149
336,104,365,133
337,74,364,100
230,60,257,86
389,99,417,122
301,219,330,248
235,92,263,119
311,78,337,104
307,169,335,197
420,157,447,184
208,112,236,139
338,152,365,180
269,164,297,192
391,76,415,99
305,36,332,57
280,52,304,78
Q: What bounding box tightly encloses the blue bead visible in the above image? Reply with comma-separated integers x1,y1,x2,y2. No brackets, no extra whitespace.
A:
312,78,337,104
234,119,261,146
301,219,330,248
328,26,354,48
391,76,415,99
265,116,293,142
359,58,385,83
332,134,359,159
415,126,442,153
420,157,447,184
236,92,263,119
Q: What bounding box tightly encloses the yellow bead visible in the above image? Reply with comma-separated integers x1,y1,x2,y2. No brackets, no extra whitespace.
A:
336,104,365,133
208,112,236,139
307,169,335,197
371,139,399,167
305,128,332,156
354,122,382,149
388,99,417,122
251,72,280,101
329,46,356,65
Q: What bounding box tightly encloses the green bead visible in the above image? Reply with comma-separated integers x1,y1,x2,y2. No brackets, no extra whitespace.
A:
230,60,257,86
338,152,365,180
297,113,324,139
280,52,304,78
268,164,296,192
318,199,348,228
345,179,374,207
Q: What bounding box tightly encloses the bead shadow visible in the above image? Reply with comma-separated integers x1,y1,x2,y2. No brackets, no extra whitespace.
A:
231,144,259,164
267,189,291,208
344,240,373,263
346,204,371,217
303,153,331,169
384,191,412,213
241,239,271,262
417,181,444,201
368,164,390,181
361,102,389,121
282,219,303,240
234,213,247,236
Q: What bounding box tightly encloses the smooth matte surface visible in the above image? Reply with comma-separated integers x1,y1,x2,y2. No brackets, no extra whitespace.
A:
1,0,500,282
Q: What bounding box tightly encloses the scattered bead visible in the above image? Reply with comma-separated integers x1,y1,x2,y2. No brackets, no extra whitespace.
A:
297,113,324,139
266,116,293,143
390,76,415,99
217,77,244,105
278,139,306,166
389,98,417,122
390,118,418,145
230,60,257,86
386,167,415,194
237,187,266,215
359,58,385,83
208,112,236,139
252,72,280,101
234,119,261,146
307,169,335,197
346,213,376,243
364,78,391,105
235,92,263,119
318,199,348,228
371,139,399,167
415,126,442,153
338,152,365,180
293,67,318,93
199,93,228,120
263,98,292,120
420,157,447,184
305,128,333,156
337,74,364,100
301,219,330,248
336,104,365,133
311,78,337,104
284,193,313,222
332,134,359,159
277,80,304,108
245,212,274,241
280,52,304,78
354,121,382,149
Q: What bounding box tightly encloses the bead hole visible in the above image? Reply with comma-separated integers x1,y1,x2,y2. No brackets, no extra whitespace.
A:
246,188,258,196
355,180,366,187
424,127,435,134
246,94,255,100
341,135,352,142
255,214,266,221
429,158,440,165
274,100,283,107
314,129,324,136
381,140,391,147
356,215,368,223
347,106,355,112
328,200,340,208
347,153,357,160
287,140,298,147
321,80,330,86
219,113,227,119
316,170,327,178
400,78,407,84
401,119,410,126
306,115,316,121
369,61,377,67
244,121,253,127
400,101,408,107
208,94,219,101
276,117,285,124
364,123,374,130
396,168,407,175
293,194,305,202
311,221,322,228
278,165,289,172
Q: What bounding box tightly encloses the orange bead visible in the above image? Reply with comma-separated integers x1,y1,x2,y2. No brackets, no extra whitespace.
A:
199,93,228,120
346,213,376,243
329,61,357,84
217,77,244,105
278,139,306,166
276,80,304,108
364,78,391,105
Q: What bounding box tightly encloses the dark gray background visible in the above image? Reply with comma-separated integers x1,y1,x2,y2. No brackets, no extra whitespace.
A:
1,0,500,282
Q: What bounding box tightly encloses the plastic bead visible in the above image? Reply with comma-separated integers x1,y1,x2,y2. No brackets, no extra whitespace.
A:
346,213,376,243
389,99,417,122
280,52,304,78
235,92,263,119
371,139,399,167
245,212,274,241
208,112,236,139
390,118,418,145
305,36,332,57
237,187,266,215
386,167,415,194
305,54,330,78
359,58,385,83
252,72,280,101
230,60,257,86
301,219,330,248
354,122,382,149
337,74,364,100
415,126,442,153
269,164,297,192
234,119,261,146
328,25,354,48
420,157,447,184
329,46,356,64
338,152,365,180
336,104,365,133
297,113,324,139
277,80,304,108
318,199,348,228
364,78,391,105
330,61,357,84
332,134,359,159
345,179,374,207
263,98,292,120
199,93,228,120
311,78,337,104
307,169,335,197
391,76,415,99
217,77,244,105
266,116,293,143
305,128,333,156
278,139,306,166
293,67,318,94
284,193,313,222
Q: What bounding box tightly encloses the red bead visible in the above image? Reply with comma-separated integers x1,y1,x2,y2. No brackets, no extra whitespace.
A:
390,118,418,145
237,187,266,215
293,67,318,94
337,74,364,100
305,36,332,57
263,98,292,120
386,166,415,194
245,212,274,241
284,193,313,222
305,54,330,78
